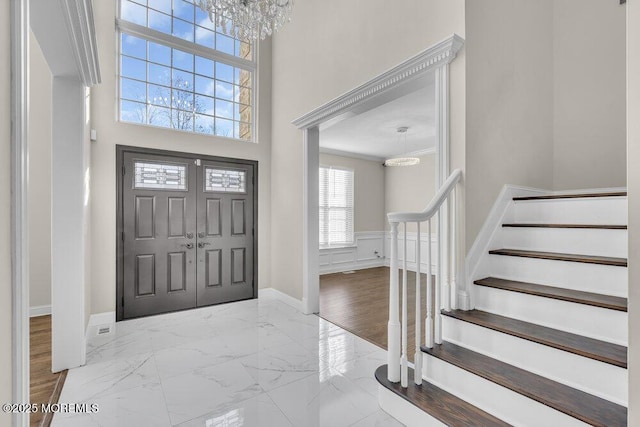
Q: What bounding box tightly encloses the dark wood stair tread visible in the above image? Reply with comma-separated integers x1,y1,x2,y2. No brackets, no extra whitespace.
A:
421,342,627,427
474,277,627,312
502,223,627,230
513,192,627,201
375,364,511,427
489,248,627,267
442,309,627,368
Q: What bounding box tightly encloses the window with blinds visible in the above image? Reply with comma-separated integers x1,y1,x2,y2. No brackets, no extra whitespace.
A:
319,166,354,247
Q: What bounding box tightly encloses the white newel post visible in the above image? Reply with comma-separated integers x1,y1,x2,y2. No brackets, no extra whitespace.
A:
388,221,401,382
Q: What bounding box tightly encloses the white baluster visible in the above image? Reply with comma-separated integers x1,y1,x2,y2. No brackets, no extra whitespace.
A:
451,188,458,310
387,222,400,383
435,213,442,345
426,220,433,349
414,222,422,385
401,223,408,388
442,200,451,312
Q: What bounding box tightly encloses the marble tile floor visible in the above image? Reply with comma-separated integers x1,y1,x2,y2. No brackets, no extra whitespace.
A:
52,295,404,427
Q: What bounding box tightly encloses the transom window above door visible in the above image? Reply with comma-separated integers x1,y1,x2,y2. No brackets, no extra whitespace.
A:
319,166,354,248
117,0,255,141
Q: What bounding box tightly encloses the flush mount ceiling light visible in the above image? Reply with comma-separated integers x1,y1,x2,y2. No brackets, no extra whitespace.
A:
197,0,294,41
384,127,420,167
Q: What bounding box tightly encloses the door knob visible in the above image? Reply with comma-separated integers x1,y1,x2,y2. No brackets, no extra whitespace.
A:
198,232,206,238
198,242,211,249
186,232,194,239
181,243,194,249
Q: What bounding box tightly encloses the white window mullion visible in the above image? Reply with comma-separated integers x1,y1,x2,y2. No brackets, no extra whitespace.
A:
117,19,256,72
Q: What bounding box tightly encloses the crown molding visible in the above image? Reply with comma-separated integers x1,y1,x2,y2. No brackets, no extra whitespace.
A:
292,34,464,129
59,0,101,86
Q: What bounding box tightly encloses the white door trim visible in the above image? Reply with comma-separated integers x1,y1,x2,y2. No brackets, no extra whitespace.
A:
293,34,464,315
10,0,29,425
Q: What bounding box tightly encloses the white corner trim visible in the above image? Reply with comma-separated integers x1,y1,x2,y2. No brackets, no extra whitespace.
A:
30,305,52,318
259,288,304,312
292,34,464,129
59,0,101,86
319,147,385,163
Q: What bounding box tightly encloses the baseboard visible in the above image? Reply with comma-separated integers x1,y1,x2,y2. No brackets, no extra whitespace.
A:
320,259,385,275
30,304,52,317
259,288,304,312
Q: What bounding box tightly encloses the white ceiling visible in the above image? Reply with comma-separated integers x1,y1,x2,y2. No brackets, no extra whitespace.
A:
319,82,436,161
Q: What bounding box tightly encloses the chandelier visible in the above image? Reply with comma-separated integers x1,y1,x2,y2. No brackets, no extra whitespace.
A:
196,0,294,41
384,127,421,167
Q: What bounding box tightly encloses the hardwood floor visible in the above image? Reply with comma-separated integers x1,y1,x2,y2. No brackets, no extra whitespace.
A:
30,315,67,427
319,267,429,362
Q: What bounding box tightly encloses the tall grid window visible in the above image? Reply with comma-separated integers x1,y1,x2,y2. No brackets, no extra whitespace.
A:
118,0,254,141
319,166,354,247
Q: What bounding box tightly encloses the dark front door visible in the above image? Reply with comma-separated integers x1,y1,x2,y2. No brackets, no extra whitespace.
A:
196,160,255,306
119,148,257,320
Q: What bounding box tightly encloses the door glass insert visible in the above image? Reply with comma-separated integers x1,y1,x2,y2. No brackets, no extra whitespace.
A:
204,168,246,193
134,161,188,190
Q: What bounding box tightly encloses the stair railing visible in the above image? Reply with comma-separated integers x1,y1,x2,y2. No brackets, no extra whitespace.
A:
386,169,462,387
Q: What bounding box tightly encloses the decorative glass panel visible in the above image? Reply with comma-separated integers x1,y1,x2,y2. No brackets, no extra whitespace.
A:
134,161,187,190
204,168,246,193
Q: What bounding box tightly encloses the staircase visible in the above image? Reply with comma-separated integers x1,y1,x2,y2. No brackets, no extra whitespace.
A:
378,190,628,426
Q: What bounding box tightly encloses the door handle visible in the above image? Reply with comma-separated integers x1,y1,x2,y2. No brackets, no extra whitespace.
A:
181,243,194,249
198,242,211,249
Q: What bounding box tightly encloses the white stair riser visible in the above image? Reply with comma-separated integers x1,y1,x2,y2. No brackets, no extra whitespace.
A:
441,316,628,405
513,197,627,225
474,286,627,345
489,255,627,297
423,354,590,427
377,385,447,427
498,227,627,258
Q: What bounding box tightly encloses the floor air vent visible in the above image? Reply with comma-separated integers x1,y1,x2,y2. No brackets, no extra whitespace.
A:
97,326,112,335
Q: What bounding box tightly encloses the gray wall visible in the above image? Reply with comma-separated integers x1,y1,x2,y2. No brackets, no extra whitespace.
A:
464,0,627,250
385,154,437,232
89,0,273,315
271,0,466,299
29,32,52,311
465,0,555,250
552,0,626,190
319,153,385,232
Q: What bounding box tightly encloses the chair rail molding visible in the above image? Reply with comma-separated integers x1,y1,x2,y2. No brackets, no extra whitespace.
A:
292,34,464,130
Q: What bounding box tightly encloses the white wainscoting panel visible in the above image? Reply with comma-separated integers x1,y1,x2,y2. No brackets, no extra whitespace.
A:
384,231,439,273
319,232,385,275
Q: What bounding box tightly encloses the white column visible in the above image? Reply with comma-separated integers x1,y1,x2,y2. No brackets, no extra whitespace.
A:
51,77,88,371
302,126,320,314
387,221,401,382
